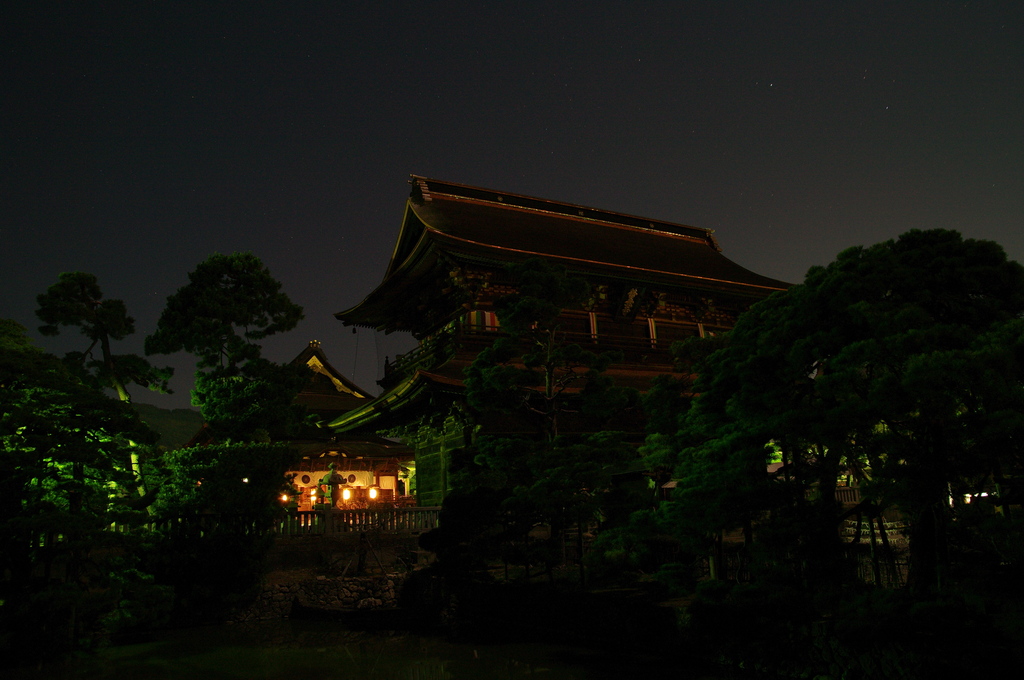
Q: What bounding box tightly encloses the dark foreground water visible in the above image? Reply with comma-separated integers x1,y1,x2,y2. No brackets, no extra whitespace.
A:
6,619,730,680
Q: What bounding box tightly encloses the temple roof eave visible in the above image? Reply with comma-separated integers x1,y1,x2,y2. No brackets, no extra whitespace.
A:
334,204,443,332
335,231,788,332
327,369,463,434
335,177,791,332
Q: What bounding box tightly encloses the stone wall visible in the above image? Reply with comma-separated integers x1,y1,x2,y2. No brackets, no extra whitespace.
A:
231,574,407,623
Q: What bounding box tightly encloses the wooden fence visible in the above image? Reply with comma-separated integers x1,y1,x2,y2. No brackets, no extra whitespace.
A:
275,508,441,536
22,508,440,548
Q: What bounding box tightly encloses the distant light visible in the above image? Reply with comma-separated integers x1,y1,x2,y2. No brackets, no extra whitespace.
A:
369,487,378,500
342,488,352,501
242,478,249,483
280,494,289,502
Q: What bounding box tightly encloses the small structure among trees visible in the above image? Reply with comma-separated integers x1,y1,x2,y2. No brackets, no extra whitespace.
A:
282,341,414,512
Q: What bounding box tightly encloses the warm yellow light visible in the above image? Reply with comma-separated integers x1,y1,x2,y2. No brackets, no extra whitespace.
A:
310,488,317,496
342,488,352,501
280,494,289,502
369,487,378,500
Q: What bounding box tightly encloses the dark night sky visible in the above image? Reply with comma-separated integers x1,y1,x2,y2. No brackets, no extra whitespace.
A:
3,1,1022,410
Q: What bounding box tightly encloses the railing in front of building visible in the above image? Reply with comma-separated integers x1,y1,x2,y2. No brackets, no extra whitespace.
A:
835,486,861,504
25,508,440,548
33,488,861,548
275,507,441,536
381,324,682,388
551,329,678,365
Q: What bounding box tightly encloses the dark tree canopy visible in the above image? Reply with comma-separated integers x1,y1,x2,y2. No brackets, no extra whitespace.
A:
146,253,307,441
431,259,641,579
36,271,173,401
464,258,634,441
145,252,303,370
650,229,1024,594
190,358,310,442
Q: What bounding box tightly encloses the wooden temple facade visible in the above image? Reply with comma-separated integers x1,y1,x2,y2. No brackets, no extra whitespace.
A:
329,176,789,506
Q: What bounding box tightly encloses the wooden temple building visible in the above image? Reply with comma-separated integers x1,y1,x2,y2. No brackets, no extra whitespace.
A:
329,176,789,506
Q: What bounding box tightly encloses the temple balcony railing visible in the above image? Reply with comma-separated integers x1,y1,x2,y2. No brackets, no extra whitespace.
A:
381,324,681,389
533,329,680,367
380,326,457,389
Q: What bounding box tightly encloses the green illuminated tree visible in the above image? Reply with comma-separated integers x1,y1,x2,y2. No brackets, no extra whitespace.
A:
0,319,163,657
146,253,307,441
35,272,172,499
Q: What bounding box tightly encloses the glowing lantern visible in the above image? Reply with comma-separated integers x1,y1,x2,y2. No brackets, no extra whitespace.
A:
368,487,379,500
342,488,352,501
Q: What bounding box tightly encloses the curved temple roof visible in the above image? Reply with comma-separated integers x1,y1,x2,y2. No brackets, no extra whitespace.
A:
337,176,789,331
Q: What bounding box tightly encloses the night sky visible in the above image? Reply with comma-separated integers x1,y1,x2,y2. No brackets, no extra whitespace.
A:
3,1,1022,410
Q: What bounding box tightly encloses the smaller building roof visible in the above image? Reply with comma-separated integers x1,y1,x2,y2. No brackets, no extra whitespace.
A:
292,340,372,423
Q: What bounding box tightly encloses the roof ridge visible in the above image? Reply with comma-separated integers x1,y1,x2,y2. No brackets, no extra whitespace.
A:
410,175,717,246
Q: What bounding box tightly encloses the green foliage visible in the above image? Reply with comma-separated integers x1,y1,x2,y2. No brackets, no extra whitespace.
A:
146,253,307,441
98,558,174,639
507,431,637,525
428,431,642,578
492,258,591,336
37,272,134,340
191,359,310,442
585,508,682,581
0,319,163,660
0,321,158,528
144,441,294,622
152,442,295,519
651,561,698,596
